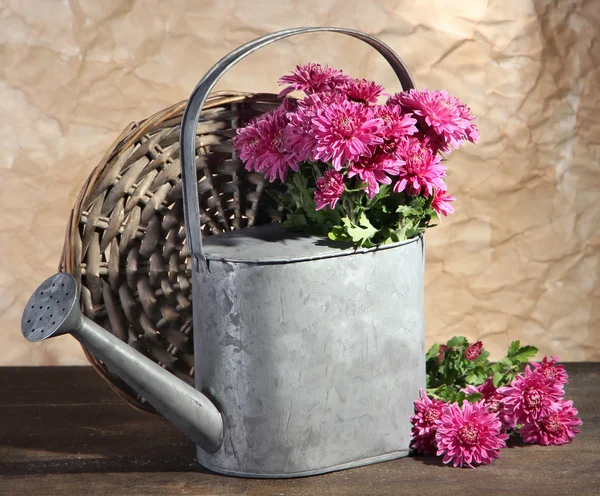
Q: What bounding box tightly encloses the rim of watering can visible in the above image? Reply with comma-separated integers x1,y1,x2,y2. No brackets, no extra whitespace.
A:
201,224,424,265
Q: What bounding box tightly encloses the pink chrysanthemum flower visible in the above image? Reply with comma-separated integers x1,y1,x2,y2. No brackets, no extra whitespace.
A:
435,400,509,468
314,170,345,210
431,188,455,219
374,105,418,140
410,390,446,455
498,366,564,425
278,63,350,97
465,341,483,361
341,78,384,104
311,100,384,170
232,119,263,172
297,91,349,110
462,378,517,431
461,106,480,144
520,400,581,446
388,89,479,153
393,137,447,196
283,108,317,163
233,106,298,183
531,356,569,386
254,108,298,183
347,153,404,199
283,93,348,163
437,344,449,364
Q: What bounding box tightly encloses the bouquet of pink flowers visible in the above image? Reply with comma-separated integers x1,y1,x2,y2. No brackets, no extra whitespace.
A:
233,63,479,247
413,337,582,468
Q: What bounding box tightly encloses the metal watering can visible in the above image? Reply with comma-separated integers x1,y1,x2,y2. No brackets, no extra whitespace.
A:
21,27,425,478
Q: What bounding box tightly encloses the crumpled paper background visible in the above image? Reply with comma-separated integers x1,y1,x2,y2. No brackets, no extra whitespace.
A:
1,0,598,365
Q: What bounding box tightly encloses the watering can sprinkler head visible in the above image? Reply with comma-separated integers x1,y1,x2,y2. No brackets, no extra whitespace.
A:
21,273,224,453
22,272,80,343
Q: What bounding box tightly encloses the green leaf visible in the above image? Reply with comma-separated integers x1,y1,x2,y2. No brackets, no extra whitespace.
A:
377,184,391,197
328,225,352,243
430,384,466,403
283,212,308,230
292,171,309,191
426,344,440,361
465,373,480,384
382,233,400,244
405,225,427,239
411,195,427,211
507,340,520,357
342,213,378,247
396,205,421,217
390,225,405,242
466,392,483,403
511,345,538,363
366,184,392,206
497,356,514,368
493,371,504,388
446,336,468,348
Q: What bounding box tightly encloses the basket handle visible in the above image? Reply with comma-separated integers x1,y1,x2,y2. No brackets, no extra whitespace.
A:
180,27,416,269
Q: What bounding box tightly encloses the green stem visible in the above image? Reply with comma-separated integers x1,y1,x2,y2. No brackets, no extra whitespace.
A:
342,194,354,223
311,162,322,180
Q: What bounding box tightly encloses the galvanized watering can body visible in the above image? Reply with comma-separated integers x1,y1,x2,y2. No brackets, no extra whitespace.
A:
21,27,427,478
178,26,425,476
195,227,425,476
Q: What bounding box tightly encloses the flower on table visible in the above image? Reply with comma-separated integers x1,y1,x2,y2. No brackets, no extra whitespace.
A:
462,378,516,431
410,389,446,455
520,400,582,446
465,341,483,361
498,366,564,425
435,400,508,468
417,339,581,469
531,356,569,386
437,344,449,364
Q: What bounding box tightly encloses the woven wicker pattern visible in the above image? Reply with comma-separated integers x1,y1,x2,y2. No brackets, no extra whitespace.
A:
60,92,283,414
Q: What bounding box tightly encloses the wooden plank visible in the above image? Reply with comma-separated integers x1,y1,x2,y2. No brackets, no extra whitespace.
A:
0,367,122,406
0,364,598,495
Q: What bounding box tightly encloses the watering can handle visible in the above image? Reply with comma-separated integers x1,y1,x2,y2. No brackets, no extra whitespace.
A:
180,27,416,268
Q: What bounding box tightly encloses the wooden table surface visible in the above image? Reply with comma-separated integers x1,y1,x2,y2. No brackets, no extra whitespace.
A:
0,364,598,495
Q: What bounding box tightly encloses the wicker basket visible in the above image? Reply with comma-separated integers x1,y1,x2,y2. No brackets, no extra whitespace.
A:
60,91,285,415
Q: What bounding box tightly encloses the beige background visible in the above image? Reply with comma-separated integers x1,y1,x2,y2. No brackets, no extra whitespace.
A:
1,0,599,365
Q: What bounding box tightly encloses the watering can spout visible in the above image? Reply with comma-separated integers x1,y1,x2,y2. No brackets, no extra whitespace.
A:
21,273,224,453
